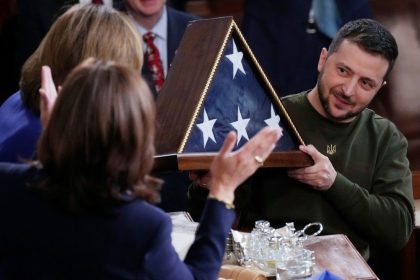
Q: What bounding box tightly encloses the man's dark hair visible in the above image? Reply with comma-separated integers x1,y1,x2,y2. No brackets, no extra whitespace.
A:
328,18,398,78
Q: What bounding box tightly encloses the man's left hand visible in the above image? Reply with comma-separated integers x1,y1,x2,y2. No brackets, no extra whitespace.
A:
287,144,337,191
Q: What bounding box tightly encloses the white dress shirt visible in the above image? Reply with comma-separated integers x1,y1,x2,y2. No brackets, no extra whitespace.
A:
130,6,169,77
78,0,113,7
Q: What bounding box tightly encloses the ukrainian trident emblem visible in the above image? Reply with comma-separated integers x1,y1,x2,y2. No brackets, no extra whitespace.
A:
326,144,336,155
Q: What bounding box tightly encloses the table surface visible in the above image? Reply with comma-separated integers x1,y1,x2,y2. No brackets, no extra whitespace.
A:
225,234,378,280
170,213,378,280
302,234,378,280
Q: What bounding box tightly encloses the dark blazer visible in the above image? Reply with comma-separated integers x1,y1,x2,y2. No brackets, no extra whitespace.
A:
113,2,198,96
142,6,198,96
113,3,198,212
148,6,198,212
241,0,371,97
0,162,235,279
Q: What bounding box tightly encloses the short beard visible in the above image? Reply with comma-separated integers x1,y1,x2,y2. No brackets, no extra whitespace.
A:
316,72,363,123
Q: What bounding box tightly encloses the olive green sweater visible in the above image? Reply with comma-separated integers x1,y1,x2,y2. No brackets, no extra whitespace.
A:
188,91,414,260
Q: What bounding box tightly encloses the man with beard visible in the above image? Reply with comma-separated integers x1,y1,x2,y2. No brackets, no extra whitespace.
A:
188,18,414,279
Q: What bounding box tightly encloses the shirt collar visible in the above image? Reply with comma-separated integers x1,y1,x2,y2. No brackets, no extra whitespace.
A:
78,0,113,6
133,6,167,41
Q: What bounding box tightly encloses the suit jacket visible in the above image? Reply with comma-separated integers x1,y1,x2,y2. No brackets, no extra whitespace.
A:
0,162,235,279
149,8,198,211
241,0,371,97
113,3,198,211
113,2,197,96
0,91,41,163
142,6,198,96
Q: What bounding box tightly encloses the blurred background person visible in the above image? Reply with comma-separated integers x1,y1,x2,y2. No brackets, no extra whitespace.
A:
0,4,142,163
241,0,371,97
0,0,113,105
114,0,198,212
115,0,198,95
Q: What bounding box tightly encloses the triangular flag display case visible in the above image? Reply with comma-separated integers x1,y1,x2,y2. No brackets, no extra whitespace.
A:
153,17,313,171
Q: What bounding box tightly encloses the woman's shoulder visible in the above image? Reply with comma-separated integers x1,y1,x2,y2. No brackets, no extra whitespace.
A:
0,162,42,186
118,199,171,228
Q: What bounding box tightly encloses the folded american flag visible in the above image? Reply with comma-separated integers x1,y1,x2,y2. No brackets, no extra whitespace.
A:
184,38,297,153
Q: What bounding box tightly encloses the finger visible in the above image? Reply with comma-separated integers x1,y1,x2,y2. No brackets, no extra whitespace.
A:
219,131,237,156
41,66,52,91
299,144,322,159
200,173,211,185
189,172,198,181
288,171,320,181
288,165,320,176
246,127,281,159
260,127,282,157
39,88,46,100
39,88,50,111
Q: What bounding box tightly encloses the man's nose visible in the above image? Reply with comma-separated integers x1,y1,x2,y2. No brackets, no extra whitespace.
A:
343,78,358,96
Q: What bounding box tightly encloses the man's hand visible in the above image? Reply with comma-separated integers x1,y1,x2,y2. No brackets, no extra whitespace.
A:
189,170,211,189
287,144,337,191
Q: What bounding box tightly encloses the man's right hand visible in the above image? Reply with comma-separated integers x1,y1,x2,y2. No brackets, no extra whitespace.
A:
189,170,211,189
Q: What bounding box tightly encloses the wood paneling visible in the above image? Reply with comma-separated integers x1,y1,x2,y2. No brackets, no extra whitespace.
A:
369,0,420,170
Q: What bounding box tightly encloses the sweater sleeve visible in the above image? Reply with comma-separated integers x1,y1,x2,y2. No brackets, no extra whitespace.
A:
144,199,235,280
323,129,414,251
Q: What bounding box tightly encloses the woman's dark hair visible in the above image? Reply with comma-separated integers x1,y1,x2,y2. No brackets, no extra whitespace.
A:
36,59,159,213
20,4,142,115
328,18,398,78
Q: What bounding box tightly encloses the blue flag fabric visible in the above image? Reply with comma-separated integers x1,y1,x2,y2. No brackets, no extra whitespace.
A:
183,38,298,153
309,270,344,280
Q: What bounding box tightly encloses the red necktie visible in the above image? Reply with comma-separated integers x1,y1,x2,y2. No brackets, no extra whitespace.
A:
143,32,165,92
91,0,103,4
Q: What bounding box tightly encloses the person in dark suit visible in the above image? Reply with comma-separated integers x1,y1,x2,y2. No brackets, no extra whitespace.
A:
0,59,282,279
114,0,198,212
241,0,372,97
115,0,198,95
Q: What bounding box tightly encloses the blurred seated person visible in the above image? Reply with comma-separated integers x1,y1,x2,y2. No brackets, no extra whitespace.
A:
0,4,143,163
0,59,282,279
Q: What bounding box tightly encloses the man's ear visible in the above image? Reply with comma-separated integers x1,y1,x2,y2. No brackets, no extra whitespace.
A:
317,48,328,72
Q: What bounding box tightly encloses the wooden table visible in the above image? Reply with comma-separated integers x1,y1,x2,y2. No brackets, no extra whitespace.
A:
170,213,377,279
221,234,378,280
303,234,378,279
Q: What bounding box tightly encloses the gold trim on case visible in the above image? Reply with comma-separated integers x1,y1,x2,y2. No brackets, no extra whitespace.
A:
179,18,305,153
232,22,306,146
178,20,235,153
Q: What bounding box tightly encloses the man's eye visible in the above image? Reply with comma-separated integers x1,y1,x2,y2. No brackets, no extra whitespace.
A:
338,67,347,74
361,80,374,90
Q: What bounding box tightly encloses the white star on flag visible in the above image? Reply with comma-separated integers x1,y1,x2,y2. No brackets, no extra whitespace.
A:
230,107,250,145
226,39,246,79
196,108,217,148
264,104,281,129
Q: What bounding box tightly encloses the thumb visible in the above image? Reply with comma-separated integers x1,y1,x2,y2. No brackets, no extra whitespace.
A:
299,144,322,160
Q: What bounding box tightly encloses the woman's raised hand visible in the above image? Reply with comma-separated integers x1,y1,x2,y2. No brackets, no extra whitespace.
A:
208,127,282,205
